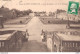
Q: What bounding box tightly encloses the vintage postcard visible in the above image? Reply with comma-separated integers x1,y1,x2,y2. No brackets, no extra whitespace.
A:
0,0,80,52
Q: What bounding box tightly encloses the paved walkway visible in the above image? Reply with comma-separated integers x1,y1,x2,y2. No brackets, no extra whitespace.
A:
20,40,48,52
20,17,48,52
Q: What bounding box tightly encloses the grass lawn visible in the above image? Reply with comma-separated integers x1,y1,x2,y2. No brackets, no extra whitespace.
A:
4,16,31,25
39,17,80,24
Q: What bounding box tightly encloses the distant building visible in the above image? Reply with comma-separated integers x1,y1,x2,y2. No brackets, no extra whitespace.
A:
29,13,34,17
34,12,46,16
68,14,76,21
57,12,67,20
78,7,80,20
56,9,79,22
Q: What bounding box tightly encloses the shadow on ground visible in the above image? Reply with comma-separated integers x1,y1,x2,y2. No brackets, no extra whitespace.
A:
70,26,80,29
19,40,49,52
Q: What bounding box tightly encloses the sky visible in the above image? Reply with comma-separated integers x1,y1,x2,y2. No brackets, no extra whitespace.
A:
0,0,80,12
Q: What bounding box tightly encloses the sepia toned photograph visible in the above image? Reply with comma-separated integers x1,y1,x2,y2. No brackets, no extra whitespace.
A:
0,0,80,52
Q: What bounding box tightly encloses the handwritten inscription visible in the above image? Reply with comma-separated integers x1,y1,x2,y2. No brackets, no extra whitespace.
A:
1,0,11,1
19,1,67,5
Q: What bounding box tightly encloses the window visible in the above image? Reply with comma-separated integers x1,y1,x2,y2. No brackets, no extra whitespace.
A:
65,43,67,47
0,42,1,47
67,43,69,47
73,43,75,47
69,43,72,47
76,43,77,47
2,42,4,47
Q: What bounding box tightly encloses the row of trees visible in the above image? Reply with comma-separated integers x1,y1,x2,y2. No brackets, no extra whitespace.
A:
0,6,33,28
11,9,33,17
0,6,33,20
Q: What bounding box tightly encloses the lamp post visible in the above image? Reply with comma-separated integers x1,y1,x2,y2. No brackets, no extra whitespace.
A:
12,10,15,19
66,14,70,29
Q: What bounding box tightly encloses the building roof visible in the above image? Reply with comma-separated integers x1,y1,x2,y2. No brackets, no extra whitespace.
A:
56,33,80,41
